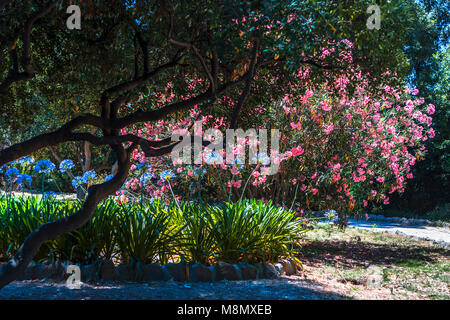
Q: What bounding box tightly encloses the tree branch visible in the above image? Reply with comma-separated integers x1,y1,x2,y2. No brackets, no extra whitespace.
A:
169,38,216,95
230,40,259,128
0,2,55,95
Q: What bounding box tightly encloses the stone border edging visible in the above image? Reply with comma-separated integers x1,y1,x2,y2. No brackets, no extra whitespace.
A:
8,259,298,283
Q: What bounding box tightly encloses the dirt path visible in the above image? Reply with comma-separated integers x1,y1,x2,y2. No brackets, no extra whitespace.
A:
0,277,347,300
347,219,450,247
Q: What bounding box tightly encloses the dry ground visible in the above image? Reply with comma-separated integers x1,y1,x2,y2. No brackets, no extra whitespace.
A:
297,223,450,299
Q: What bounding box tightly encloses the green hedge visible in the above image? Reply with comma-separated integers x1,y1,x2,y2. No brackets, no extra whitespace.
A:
0,197,309,265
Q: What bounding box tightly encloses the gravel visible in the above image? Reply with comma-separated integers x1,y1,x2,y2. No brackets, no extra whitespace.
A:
0,277,344,300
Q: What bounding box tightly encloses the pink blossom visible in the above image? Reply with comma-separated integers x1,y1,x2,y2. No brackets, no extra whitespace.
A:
305,89,314,98
429,128,435,138
290,122,302,130
320,100,332,111
324,123,334,135
291,146,304,156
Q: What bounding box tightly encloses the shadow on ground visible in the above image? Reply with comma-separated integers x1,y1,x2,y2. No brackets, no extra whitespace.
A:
0,277,349,300
300,239,449,269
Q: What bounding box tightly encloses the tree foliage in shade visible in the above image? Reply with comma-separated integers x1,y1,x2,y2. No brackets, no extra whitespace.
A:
386,0,449,212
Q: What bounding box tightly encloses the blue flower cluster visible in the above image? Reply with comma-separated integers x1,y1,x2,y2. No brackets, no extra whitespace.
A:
17,174,32,186
71,176,84,189
59,159,75,173
140,172,154,186
5,167,19,181
160,169,175,181
82,170,96,183
231,158,244,169
34,160,56,174
324,209,339,223
252,153,271,166
105,174,115,182
205,152,223,165
71,170,97,190
18,156,35,167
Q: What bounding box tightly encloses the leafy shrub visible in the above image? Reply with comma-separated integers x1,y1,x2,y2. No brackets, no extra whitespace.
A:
208,200,308,264
171,200,309,264
115,200,176,265
170,201,218,265
0,196,310,265
424,204,450,222
50,199,120,264
0,196,75,261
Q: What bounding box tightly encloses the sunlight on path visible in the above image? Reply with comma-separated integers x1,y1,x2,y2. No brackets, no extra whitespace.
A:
347,220,450,247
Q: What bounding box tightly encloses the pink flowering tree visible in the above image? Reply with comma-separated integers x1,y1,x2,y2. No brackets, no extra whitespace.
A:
119,41,434,225
263,55,435,219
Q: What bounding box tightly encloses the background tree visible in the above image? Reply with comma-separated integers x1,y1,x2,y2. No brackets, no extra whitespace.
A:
387,0,449,213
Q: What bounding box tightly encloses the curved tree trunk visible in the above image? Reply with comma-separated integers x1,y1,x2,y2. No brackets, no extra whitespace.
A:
0,146,130,289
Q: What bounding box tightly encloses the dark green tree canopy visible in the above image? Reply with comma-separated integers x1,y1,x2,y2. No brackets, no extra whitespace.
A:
1,0,418,138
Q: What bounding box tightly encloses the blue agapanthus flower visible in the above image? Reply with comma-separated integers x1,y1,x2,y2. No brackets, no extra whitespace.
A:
105,174,115,182
205,151,223,165
17,174,32,186
5,167,20,181
72,176,84,189
140,172,154,186
82,170,96,184
160,169,175,181
136,162,152,171
34,160,55,174
231,158,244,169
18,156,35,167
324,209,339,223
59,159,75,173
252,153,271,166
43,191,56,200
